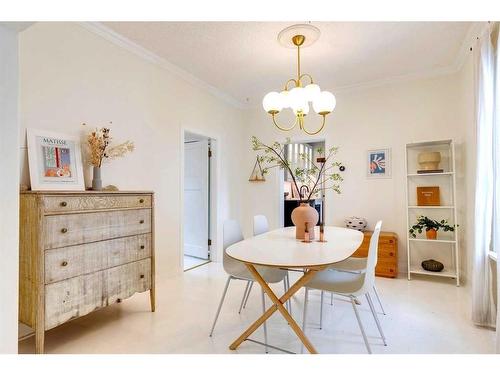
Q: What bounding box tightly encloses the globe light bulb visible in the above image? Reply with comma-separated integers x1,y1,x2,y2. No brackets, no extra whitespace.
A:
293,103,310,116
304,84,320,102
262,92,283,113
289,87,308,113
279,90,290,109
312,91,336,115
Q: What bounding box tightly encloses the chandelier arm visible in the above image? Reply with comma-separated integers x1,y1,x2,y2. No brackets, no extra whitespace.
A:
272,113,298,132
299,73,314,85
301,114,327,136
284,78,299,91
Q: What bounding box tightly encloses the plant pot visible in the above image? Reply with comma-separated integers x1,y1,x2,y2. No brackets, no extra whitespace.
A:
425,228,437,240
92,166,102,191
291,202,319,240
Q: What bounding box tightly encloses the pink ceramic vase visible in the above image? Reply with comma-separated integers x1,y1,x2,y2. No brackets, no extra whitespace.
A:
291,202,319,240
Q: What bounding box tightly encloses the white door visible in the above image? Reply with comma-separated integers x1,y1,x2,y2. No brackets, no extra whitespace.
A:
184,140,210,259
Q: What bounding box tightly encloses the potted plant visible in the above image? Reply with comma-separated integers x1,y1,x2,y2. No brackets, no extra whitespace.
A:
252,136,343,240
409,215,457,240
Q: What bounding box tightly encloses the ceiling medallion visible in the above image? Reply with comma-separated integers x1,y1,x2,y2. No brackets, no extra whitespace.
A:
263,24,336,135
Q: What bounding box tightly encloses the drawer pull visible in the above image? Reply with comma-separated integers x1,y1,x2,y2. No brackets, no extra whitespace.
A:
140,245,145,249
389,240,394,243
60,201,68,207
140,274,145,279
61,228,68,234
389,252,394,256
61,261,68,267
139,219,144,224
116,298,122,303
139,198,144,204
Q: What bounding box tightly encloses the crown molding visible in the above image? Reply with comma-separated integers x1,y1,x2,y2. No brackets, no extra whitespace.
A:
331,64,460,94
0,22,34,32
78,22,248,109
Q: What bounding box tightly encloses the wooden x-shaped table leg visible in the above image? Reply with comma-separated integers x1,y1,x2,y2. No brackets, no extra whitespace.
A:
229,263,326,354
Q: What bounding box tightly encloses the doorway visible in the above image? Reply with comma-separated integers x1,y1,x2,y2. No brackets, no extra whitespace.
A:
281,140,325,227
183,131,212,271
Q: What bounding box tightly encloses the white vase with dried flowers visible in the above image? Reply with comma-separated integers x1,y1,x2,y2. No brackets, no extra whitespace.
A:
86,127,134,190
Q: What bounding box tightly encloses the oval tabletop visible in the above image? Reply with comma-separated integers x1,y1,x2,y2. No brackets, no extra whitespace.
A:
226,226,364,268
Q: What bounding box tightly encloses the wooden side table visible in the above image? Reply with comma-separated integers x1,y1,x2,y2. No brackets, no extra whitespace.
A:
351,231,398,278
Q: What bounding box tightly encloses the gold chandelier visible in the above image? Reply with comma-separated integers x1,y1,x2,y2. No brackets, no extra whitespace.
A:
263,24,336,135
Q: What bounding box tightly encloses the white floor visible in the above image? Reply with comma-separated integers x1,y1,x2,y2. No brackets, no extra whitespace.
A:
183,255,210,271
19,262,496,354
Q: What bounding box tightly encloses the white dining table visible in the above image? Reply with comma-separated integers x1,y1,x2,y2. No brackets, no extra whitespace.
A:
226,226,363,354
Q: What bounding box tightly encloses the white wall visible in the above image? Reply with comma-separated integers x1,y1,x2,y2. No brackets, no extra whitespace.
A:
243,70,473,280
0,24,20,353
19,22,246,277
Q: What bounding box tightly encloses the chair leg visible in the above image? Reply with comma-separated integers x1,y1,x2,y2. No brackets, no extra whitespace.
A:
373,285,386,315
301,287,309,354
209,276,232,337
242,281,253,310
350,295,372,354
238,280,251,314
261,288,269,353
366,293,387,346
319,291,324,329
330,292,334,306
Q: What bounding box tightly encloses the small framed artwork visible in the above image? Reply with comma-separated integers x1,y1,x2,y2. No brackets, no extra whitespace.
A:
367,148,391,179
27,128,85,191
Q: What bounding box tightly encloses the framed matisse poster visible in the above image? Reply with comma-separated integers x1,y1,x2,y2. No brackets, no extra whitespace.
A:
367,148,391,179
27,129,85,191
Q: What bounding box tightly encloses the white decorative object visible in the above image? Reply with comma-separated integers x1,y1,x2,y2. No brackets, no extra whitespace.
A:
417,151,442,171
345,217,368,231
405,139,459,286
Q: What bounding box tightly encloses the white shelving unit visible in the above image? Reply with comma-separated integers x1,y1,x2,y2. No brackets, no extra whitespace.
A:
405,139,460,286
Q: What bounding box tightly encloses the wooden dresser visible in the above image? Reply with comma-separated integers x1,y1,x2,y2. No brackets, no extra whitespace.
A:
19,191,155,354
351,231,398,278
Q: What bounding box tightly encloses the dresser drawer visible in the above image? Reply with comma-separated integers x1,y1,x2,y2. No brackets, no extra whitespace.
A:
43,194,152,213
43,209,152,249
45,258,151,330
106,258,152,305
378,244,397,258
375,261,398,278
45,234,152,284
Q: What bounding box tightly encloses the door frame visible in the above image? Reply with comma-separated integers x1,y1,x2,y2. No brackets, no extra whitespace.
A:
278,136,327,227
180,127,220,271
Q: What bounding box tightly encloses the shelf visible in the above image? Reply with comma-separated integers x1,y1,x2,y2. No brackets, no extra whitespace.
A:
406,140,453,148
408,206,454,209
407,172,454,177
409,266,457,278
405,139,459,285
409,238,456,244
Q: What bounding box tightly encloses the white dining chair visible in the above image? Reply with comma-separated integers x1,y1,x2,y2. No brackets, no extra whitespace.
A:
328,256,386,315
301,221,386,354
209,219,287,353
239,215,292,314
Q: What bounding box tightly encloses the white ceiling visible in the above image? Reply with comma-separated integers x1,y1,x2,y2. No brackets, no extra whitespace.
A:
102,22,474,107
